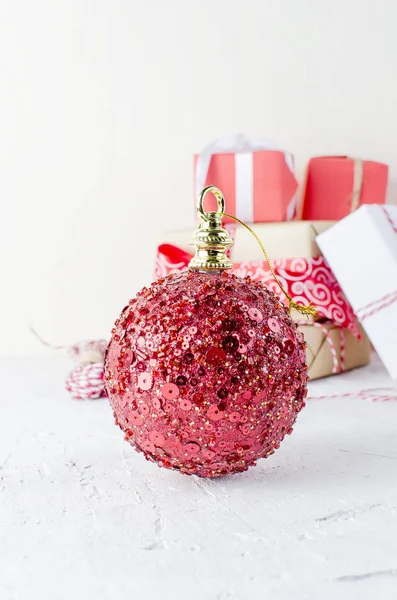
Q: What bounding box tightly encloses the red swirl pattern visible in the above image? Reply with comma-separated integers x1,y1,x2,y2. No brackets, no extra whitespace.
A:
155,244,358,334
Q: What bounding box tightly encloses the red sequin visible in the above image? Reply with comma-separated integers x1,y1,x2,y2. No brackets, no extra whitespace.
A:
206,347,227,365
161,382,179,400
138,372,153,390
268,317,281,333
179,399,192,411
248,307,263,322
129,411,143,426
149,430,165,446
152,397,162,410
208,405,225,421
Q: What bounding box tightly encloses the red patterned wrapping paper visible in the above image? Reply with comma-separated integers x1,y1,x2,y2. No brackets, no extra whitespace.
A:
155,243,359,336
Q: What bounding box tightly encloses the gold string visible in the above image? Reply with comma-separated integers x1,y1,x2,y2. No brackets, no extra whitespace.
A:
222,212,317,317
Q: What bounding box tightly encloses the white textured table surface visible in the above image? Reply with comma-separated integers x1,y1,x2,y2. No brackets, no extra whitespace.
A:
1,355,397,600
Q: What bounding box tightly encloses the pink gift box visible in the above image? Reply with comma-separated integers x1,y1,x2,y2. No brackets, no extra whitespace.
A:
194,136,299,224
299,156,388,221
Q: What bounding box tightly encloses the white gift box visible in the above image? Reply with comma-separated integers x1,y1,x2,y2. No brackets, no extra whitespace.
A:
317,204,397,378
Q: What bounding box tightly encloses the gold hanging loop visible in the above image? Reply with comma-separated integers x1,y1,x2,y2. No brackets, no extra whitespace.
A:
189,186,233,271
197,185,226,222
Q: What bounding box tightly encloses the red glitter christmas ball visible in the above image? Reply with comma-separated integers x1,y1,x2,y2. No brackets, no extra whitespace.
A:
104,270,308,477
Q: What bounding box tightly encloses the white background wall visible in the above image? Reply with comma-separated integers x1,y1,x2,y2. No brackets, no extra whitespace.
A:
1,0,396,357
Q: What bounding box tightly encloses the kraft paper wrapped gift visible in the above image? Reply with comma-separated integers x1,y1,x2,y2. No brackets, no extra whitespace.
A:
155,220,371,379
194,135,298,224
317,204,397,379
300,322,370,381
299,156,388,221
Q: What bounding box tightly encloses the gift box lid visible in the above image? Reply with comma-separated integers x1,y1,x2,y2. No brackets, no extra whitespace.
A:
317,204,397,378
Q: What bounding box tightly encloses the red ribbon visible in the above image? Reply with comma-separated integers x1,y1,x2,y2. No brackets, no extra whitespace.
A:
155,243,359,335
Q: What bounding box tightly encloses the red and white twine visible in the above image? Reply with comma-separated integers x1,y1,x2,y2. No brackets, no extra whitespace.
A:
308,387,397,402
296,320,345,374
64,340,107,400
30,328,107,401
353,206,397,322
381,205,397,234
356,290,397,322
65,362,105,400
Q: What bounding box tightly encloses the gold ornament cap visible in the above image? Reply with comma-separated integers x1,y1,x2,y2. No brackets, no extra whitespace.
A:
189,186,233,270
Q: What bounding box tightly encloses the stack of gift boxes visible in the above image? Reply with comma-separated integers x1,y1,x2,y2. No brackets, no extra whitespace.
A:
156,136,393,380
